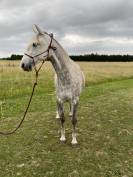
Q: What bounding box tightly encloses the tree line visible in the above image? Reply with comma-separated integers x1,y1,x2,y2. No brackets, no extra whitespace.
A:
70,54,133,62
1,53,133,62
1,54,23,60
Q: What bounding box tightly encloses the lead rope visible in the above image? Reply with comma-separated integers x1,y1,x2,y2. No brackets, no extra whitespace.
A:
0,61,44,135
0,33,54,135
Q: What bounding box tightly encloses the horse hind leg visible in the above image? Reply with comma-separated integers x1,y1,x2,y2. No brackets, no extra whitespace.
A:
57,100,66,142
56,99,60,119
69,102,73,117
71,98,79,145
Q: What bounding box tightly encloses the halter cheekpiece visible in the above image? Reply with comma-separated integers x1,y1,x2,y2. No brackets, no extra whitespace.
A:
24,33,56,61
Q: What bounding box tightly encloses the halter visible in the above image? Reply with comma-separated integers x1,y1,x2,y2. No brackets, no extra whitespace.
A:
24,33,56,70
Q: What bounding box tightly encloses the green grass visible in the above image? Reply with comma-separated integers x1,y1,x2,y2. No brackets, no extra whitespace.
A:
0,61,133,177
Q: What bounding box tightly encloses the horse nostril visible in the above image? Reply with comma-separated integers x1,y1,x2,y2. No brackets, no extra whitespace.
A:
21,63,25,68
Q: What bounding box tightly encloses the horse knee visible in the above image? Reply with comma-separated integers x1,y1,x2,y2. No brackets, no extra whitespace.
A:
60,117,65,125
72,117,77,126
59,109,65,125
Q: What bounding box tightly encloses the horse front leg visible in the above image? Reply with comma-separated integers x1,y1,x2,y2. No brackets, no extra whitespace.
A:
71,98,79,145
57,100,66,142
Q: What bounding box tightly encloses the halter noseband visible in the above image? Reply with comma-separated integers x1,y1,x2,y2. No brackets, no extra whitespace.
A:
24,33,56,61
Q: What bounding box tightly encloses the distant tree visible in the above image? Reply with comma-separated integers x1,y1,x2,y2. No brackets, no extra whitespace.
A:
10,54,23,60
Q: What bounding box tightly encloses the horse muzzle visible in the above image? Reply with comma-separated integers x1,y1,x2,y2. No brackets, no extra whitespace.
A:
21,62,32,71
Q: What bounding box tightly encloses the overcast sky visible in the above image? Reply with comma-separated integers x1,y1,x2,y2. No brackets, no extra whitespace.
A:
0,0,133,57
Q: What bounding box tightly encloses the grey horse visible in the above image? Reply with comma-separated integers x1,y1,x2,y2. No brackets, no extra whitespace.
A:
20,25,85,145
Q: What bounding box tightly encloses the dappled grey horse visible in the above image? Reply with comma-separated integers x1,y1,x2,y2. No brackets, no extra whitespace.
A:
20,25,85,145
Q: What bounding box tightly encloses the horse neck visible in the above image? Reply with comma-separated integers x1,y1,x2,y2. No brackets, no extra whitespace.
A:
50,39,72,76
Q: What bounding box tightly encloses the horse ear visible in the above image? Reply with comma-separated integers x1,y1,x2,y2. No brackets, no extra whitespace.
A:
33,25,38,33
33,24,43,34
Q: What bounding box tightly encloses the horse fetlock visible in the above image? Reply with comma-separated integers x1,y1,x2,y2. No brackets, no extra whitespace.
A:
69,112,73,117
60,129,66,142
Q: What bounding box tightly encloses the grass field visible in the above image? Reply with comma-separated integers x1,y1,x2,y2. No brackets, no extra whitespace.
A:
0,61,133,177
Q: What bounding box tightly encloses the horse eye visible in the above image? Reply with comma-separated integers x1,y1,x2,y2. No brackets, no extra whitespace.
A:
33,43,37,47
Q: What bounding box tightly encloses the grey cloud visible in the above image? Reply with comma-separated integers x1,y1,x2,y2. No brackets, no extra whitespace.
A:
0,0,133,57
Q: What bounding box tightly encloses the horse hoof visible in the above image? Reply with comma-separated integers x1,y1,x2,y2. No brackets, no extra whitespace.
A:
60,136,66,143
71,140,78,147
60,140,66,144
71,143,78,148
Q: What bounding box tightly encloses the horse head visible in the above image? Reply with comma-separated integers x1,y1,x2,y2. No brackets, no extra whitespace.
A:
20,25,52,71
